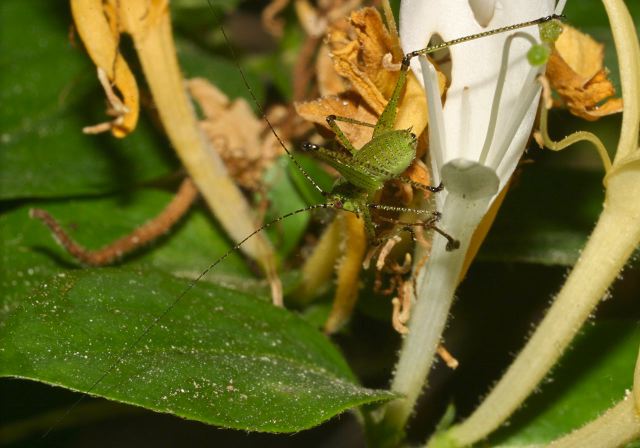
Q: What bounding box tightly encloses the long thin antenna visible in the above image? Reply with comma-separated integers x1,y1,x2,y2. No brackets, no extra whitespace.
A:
206,0,327,196
405,14,564,61
41,202,334,437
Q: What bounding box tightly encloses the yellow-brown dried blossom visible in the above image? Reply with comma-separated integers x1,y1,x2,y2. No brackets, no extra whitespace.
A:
323,212,367,334
296,7,440,148
189,78,283,191
547,24,623,121
294,0,364,38
70,0,140,137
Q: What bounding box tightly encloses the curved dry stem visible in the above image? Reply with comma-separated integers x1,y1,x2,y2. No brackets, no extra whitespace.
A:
30,178,198,266
538,81,613,172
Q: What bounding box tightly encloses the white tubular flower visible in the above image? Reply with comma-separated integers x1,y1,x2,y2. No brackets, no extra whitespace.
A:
402,0,555,210
382,0,557,433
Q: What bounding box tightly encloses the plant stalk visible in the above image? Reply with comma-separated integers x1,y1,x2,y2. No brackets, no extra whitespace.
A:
548,395,640,447
446,184,640,445
118,2,280,301
383,189,493,431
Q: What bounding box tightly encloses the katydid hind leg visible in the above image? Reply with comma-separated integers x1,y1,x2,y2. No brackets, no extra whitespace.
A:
373,60,410,138
405,14,564,61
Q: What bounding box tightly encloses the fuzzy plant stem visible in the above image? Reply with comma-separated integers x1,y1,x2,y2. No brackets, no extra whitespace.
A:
547,395,640,448
445,186,640,446
384,186,494,430
550,339,640,448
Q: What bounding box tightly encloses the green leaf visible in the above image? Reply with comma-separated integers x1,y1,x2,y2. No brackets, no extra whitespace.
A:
263,156,311,259
0,268,394,432
289,153,336,206
487,322,640,446
1,189,392,432
0,188,254,320
0,0,177,199
245,21,303,102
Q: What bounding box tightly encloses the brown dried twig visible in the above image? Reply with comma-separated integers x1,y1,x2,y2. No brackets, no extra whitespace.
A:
436,345,459,369
30,178,198,266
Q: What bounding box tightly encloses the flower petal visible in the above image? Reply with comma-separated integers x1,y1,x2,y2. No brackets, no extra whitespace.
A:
401,0,554,194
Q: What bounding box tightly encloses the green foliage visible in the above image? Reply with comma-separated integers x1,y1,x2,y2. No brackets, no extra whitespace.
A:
0,1,176,199
0,268,393,432
477,161,605,266
1,0,639,446
263,156,310,259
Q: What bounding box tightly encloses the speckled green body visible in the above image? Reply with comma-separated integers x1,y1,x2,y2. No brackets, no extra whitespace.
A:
303,66,419,241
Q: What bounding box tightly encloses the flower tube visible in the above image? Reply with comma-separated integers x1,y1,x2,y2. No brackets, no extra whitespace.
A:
381,0,556,433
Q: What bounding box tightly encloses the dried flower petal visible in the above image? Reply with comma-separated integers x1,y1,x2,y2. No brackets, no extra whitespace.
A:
70,0,139,137
547,24,623,120
324,213,366,334
262,0,290,37
297,7,443,150
189,78,283,190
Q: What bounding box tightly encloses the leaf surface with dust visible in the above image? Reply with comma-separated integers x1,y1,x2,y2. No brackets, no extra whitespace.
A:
0,268,394,432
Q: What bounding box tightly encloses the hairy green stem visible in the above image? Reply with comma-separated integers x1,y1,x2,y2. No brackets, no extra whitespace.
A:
445,173,640,445
603,0,639,164
548,395,640,447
